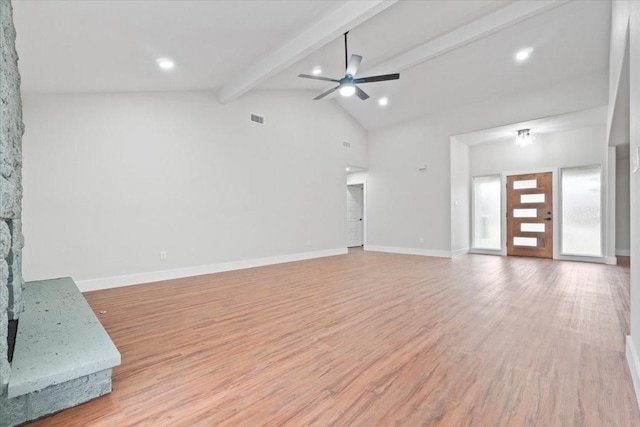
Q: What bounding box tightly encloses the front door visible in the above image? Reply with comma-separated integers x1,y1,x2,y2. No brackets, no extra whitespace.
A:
506,172,553,258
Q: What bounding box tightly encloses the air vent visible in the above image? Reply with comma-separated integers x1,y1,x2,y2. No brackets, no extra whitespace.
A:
343,141,351,148
250,114,264,124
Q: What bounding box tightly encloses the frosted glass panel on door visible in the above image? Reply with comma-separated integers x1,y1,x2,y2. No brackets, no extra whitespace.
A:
473,176,501,250
521,223,545,233
514,237,537,247
520,194,545,204
561,166,602,256
513,209,537,218
513,180,537,190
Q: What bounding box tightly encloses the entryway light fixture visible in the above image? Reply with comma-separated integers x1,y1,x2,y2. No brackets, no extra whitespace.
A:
516,129,533,147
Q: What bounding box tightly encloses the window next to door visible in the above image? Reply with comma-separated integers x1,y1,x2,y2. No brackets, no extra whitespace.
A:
472,175,501,250
561,165,602,257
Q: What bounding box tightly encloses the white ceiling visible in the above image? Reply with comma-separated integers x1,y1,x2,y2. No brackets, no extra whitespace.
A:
12,0,611,131
12,0,343,93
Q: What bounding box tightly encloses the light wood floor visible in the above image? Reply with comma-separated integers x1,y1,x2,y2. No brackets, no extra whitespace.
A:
27,249,640,426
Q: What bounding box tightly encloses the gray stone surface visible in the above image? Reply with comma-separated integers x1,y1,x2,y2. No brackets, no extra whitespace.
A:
8,277,121,398
0,221,10,259
0,392,26,427
0,369,112,427
0,0,24,325
8,219,23,319
28,369,112,420
0,0,23,391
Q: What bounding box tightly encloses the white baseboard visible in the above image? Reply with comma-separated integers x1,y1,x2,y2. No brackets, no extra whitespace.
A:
76,248,348,292
617,249,631,256
451,248,470,258
605,256,618,265
364,245,451,258
470,248,505,256
627,336,640,411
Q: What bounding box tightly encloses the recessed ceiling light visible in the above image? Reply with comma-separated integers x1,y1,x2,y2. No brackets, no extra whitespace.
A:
346,167,350,172
515,47,533,62
378,97,389,106
312,66,322,76
156,58,175,70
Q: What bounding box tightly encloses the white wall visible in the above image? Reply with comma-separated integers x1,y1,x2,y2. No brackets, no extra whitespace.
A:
346,171,367,186
608,0,631,140
470,126,607,177
627,0,640,408
365,72,607,257
617,152,631,255
21,90,367,287
612,0,640,410
450,137,470,255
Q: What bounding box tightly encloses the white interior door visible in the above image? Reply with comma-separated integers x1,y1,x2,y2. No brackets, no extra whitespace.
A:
347,185,363,247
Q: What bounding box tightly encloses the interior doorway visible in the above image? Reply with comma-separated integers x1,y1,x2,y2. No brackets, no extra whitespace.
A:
506,172,553,258
347,184,364,247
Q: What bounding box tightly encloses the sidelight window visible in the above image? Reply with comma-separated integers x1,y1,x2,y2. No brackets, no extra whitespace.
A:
561,165,602,256
472,175,501,250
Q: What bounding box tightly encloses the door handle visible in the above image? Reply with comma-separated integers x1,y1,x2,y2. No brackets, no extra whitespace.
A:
543,217,552,221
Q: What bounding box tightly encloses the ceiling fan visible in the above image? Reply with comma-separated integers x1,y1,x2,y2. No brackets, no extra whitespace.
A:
298,32,400,101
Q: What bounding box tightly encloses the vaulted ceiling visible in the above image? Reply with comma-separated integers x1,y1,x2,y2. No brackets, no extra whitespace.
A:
12,0,611,131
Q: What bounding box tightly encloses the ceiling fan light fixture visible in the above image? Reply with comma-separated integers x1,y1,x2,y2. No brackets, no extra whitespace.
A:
340,84,356,97
312,66,322,76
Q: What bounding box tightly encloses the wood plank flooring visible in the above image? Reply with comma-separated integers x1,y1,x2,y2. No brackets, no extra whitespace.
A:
26,249,640,426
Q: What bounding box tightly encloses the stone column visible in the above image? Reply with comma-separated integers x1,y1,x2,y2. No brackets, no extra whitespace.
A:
0,0,25,393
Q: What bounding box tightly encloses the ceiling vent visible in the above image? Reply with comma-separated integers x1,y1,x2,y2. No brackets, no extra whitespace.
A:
250,114,264,124
343,141,351,148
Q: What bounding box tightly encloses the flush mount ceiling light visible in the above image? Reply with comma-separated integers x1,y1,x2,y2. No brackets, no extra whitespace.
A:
312,66,322,76
156,58,175,70
378,97,389,106
516,129,533,147
515,47,533,62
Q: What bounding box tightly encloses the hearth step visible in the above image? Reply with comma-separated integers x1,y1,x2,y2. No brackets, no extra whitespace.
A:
1,277,120,426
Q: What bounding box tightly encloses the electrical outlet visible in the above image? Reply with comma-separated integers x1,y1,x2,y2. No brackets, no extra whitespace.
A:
419,237,425,244
307,240,312,246
160,251,167,261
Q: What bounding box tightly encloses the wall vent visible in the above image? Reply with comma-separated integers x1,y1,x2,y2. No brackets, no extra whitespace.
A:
343,141,351,148
250,114,264,124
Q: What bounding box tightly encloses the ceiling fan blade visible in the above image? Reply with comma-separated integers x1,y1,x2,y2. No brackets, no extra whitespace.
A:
353,73,400,84
298,74,340,83
355,86,369,100
314,86,340,100
345,54,362,77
